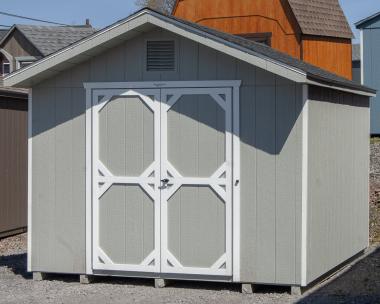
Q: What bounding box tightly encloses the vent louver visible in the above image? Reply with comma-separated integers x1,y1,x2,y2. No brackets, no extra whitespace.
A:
146,40,175,72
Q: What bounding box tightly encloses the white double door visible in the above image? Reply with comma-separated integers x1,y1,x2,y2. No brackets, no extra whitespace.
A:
92,86,233,277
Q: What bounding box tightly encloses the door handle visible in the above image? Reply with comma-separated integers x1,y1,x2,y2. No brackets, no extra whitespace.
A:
161,178,170,184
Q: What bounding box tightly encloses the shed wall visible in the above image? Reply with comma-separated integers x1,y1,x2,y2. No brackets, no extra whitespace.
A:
0,95,27,238
306,86,369,284
361,16,380,134
31,28,303,283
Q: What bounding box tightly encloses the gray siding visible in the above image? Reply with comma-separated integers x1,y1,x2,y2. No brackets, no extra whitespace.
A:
307,86,370,284
361,15,380,134
32,27,303,283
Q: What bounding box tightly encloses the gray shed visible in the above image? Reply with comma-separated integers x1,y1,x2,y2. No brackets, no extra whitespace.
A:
4,9,375,292
356,12,380,135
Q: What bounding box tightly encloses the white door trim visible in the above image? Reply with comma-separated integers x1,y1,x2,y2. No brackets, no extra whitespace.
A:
84,80,241,279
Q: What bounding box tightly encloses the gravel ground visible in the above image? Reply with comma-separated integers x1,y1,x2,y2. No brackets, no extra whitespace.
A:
0,141,379,304
370,139,380,243
0,234,379,304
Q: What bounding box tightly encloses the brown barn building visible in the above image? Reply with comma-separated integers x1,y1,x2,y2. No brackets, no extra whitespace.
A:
172,0,354,79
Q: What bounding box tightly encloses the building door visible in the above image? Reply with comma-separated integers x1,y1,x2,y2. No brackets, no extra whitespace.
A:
91,85,234,277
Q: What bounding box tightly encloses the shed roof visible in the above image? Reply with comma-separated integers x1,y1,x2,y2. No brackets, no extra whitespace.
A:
3,9,374,96
172,0,354,39
355,11,380,28
0,24,96,56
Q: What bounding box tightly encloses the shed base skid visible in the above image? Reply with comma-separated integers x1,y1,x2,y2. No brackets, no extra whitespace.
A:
154,279,168,288
80,275,95,284
291,286,302,296
241,283,257,294
33,272,48,281
0,227,27,240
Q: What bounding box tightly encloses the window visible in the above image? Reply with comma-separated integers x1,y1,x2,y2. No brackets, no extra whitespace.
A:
236,32,272,47
15,57,38,70
146,40,176,72
0,53,11,75
19,61,34,69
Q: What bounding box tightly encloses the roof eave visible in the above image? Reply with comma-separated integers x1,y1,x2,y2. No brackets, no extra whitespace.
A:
3,9,374,97
355,11,380,28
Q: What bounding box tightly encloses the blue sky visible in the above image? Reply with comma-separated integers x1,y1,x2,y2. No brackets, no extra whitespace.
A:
0,0,379,43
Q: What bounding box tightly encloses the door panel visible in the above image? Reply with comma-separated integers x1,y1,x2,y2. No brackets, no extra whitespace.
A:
92,89,161,273
160,88,233,276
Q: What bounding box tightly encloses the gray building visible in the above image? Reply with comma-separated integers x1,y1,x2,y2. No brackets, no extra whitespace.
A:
356,12,380,135
352,44,361,83
4,9,374,293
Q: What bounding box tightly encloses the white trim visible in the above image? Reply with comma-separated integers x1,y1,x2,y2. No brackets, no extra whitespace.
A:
85,88,93,275
301,84,309,286
0,48,14,72
85,80,240,277
232,84,241,282
27,89,32,273
360,29,364,85
84,81,242,90
305,78,375,97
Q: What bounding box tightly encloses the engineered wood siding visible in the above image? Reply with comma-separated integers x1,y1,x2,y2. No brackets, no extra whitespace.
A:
0,96,27,238
307,86,369,284
32,28,303,283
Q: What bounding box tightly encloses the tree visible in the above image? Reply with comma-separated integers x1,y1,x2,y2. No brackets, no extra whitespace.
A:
135,0,176,14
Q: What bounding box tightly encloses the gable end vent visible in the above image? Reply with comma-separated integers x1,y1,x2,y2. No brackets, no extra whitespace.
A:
147,40,175,72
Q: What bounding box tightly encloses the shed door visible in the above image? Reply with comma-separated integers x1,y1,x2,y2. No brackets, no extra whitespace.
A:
160,88,232,276
92,87,233,277
92,89,161,273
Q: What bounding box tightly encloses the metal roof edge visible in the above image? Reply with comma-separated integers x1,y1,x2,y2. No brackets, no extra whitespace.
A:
355,11,380,28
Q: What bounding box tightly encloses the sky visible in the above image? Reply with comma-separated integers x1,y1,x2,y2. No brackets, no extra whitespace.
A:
0,0,379,43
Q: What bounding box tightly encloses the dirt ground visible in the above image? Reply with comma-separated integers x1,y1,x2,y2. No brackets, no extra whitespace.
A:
0,141,379,304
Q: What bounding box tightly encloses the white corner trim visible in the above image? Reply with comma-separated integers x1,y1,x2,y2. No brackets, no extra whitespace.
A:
360,29,364,85
27,89,32,272
301,84,309,286
85,88,93,275
232,83,241,282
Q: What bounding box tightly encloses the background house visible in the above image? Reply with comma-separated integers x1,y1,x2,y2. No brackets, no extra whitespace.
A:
172,0,354,80
356,12,380,135
0,23,96,239
0,23,96,79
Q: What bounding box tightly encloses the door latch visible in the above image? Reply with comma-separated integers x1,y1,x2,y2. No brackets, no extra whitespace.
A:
161,178,170,184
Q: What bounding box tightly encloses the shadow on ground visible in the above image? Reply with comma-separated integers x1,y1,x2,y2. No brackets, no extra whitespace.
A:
298,246,380,304
0,253,31,279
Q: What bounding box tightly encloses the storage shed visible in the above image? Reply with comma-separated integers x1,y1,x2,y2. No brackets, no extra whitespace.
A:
4,9,375,292
0,87,28,238
356,12,380,135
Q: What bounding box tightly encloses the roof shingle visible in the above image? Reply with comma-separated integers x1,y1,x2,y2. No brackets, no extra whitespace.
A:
287,0,353,39
15,25,96,56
